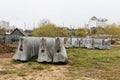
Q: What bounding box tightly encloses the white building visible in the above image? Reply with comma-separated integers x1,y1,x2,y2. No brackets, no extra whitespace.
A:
88,16,97,29
88,16,108,29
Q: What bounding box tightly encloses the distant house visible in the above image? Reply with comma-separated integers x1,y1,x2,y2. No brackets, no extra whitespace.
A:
0,28,32,44
4,28,28,44
10,28,27,36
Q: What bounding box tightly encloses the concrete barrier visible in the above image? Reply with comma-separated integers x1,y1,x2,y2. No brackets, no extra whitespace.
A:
37,37,54,62
70,38,79,48
12,37,41,61
93,39,111,50
13,37,68,63
12,36,111,63
53,38,68,63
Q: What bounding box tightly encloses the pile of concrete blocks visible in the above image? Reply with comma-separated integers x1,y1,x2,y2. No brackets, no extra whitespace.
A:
80,38,93,49
93,39,111,50
59,37,71,48
104,39,111,49
70,38,80,48
12,36,111,63
64,37,111,50
12,37,68,63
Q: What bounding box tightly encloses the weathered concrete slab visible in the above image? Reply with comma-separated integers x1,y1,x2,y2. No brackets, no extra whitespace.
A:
53,38,68,63
93,39,111,50
80,37,111,50
70,38,80,48
12,37,41,61
85,38,93,49
13,37,68,63
37,37,54,62
60,37,72,48
104,39,111,49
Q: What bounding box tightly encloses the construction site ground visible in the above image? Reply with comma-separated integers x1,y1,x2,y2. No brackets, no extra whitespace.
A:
0,44,120,80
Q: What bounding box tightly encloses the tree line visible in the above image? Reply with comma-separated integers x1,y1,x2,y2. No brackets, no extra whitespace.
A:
32,23,88,37
32,22,120,41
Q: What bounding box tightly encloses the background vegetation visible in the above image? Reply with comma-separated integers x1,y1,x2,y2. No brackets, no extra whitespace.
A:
74,28,87,37
90,24,120,39
32,23,70,37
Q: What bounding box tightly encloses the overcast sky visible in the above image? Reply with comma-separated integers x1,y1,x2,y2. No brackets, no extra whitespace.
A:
0,0,120,29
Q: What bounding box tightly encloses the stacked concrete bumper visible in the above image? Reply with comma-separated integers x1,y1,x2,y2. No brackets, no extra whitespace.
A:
62,37,111,49
12,37,68,63
12,37,111,62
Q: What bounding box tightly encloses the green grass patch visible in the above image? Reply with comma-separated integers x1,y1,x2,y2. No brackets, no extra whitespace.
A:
67,46,120,79
27,62,44,70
